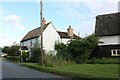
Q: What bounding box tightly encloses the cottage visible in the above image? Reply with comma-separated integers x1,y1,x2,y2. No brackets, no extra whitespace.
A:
92,12,120,57
20,18,79,54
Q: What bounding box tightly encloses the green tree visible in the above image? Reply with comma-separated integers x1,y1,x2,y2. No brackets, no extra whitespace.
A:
67,34,100,63
2,43,20,56
55,42,67,59
10,45,20,56
22,50,28,62
2,46,10,53
0,47,2,52
30,44,41,63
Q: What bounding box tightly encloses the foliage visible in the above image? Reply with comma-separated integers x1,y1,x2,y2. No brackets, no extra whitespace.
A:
67,34,100,63
54,34,100,64
67,39,89,63
29,44,41,63
54,42,68,59
22,50,28,62
0,47,2,52
2,43,20,56
10,45,20,56
2,46,10,53
43,54,75,67
6,56,20,62
87,57,120,64
85,34,102,50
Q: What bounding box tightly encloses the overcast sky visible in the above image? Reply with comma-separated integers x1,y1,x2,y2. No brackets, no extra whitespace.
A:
0,0,119,47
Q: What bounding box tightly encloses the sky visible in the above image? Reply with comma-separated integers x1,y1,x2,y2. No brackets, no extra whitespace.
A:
0,0,119,47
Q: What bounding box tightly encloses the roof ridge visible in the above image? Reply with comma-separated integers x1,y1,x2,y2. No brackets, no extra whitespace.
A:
57,31,67,33
29,22,51,33
96,12,120,17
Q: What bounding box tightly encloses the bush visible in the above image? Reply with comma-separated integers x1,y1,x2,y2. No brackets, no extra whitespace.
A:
22,51,28,62
6,56,20,62
55,42,68,59
29,44,41,63
87,57,120,64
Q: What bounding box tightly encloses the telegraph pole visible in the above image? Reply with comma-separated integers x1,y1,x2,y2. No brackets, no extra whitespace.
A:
40,0,43,65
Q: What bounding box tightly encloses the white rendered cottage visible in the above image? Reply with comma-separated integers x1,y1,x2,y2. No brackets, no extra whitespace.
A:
20,18,79,54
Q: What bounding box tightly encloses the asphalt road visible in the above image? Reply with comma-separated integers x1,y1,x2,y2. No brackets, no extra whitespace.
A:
2,59,64,79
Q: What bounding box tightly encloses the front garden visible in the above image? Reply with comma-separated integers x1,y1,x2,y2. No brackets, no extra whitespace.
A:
2,34,120,79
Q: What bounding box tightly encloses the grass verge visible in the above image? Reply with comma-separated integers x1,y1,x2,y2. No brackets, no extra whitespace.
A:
21,63,119,79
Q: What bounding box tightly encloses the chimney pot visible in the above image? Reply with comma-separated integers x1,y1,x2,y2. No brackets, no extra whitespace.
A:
67,25,73,37
42,18,46,26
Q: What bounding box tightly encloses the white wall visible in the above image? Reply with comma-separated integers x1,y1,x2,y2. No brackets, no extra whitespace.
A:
43,23,60,52
20,42,24,46
61,38,71,44
99,35,120,45
20,37,39,50
23,40,30,49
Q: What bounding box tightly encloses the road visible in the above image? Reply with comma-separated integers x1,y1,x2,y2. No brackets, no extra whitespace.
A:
1,59,64,79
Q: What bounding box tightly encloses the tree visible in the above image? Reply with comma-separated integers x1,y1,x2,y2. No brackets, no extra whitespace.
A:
85,34,100,49
30,44,41,63
67,34,100,63
0,47,2,52
2,46,10,54
2,43,20,56
10,45,20,56
55,42,68,60
21,50,28,62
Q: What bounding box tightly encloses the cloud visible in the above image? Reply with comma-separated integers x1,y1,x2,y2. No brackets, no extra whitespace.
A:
0,35,13,47
1,0,119,2
84,1,119,16
4,15,26,30
0,33,21,47
0,7,3,14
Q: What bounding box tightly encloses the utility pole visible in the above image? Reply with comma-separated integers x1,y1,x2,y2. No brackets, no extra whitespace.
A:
40,0,43,65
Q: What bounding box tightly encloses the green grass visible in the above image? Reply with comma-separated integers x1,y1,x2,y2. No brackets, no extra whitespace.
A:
21,63,119,78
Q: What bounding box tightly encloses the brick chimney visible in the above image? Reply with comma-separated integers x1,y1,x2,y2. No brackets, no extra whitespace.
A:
67,25,73,37
42,18,46,26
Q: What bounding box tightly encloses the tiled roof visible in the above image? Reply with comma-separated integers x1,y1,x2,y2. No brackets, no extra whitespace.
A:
21,23,50,42
57,31,79,39
21,23,79,42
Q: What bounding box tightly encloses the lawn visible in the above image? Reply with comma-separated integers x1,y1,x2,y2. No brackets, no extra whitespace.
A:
21,63,119,79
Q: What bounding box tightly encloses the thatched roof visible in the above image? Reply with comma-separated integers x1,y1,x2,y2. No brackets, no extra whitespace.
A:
95,12,120,36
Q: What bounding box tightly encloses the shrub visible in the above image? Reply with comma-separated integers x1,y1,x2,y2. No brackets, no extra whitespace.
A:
55,42,68,59
6,56,20,62
67,34,100,64
29,44,41,63
87,57,120,64
22,51,28,62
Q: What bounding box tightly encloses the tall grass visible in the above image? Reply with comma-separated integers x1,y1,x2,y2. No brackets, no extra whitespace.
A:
43,54,75,67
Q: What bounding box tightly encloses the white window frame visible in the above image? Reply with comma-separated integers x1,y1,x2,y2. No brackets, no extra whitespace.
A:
111,49,120,56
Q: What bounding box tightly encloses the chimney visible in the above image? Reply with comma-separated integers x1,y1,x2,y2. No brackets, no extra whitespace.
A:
42,18,46,26
67,25,73,37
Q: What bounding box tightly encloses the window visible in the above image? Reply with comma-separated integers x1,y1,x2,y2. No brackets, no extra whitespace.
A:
117,50,120,55
30,40,32,47
113,50,116,55
111,49,120,56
